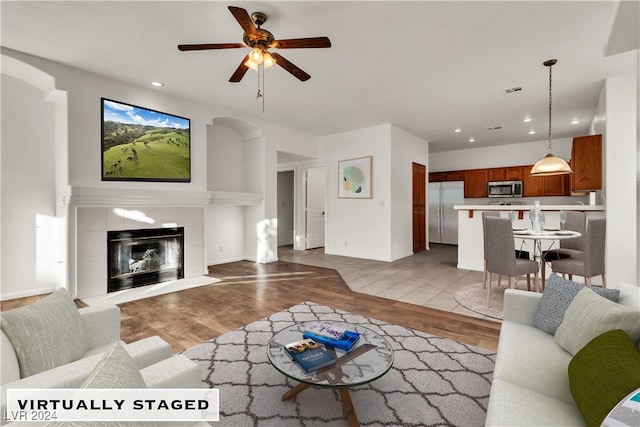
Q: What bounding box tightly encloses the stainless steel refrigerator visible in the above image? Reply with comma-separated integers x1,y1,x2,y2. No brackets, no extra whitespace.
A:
428,181,464,245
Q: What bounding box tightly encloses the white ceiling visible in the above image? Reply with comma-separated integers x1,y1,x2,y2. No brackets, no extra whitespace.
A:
1,1,636,153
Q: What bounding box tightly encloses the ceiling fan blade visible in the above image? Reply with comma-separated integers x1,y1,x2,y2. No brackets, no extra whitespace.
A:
271,37,331,49
178,43,244,51
270,53,311,82
229,55,250,82
228,6,258,38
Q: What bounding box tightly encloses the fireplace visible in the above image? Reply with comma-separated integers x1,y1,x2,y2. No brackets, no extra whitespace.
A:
107,227,184,292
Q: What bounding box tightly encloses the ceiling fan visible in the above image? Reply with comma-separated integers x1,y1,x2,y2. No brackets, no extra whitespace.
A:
178,6,331,83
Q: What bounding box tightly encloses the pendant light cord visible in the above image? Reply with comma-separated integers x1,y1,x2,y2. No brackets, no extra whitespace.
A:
547,61,553,154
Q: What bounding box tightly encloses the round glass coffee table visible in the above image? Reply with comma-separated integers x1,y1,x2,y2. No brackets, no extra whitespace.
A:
267,321,394,427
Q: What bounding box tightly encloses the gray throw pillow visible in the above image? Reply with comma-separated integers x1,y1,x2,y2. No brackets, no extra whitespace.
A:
45,342,155,427
0,288,87,377
533,274,620,335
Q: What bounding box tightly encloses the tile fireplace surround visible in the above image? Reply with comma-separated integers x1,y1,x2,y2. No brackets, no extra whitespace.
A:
70,188,208,299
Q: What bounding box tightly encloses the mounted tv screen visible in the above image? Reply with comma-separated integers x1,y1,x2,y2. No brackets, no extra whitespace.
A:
101,98,191,182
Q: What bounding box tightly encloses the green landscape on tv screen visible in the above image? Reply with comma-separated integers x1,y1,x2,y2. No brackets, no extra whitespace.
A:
101,98,191,182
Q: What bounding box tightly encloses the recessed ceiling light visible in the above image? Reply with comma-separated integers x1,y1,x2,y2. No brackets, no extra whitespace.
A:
523,117,532,123
570,119,580,124
151,81,164,87
468,137,475,143
454,128,462,133
528,130,536,135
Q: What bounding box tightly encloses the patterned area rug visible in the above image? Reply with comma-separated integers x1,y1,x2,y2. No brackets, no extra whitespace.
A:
454,280,532,320
181,301,496,426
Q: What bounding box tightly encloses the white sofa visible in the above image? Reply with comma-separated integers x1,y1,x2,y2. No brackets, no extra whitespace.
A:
485,281,640,426
1,294,205,426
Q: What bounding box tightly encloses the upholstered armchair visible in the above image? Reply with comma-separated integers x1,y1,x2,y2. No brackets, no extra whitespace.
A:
0,288,203,425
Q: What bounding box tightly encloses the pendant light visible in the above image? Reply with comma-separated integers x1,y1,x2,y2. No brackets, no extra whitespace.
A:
530,59,573,176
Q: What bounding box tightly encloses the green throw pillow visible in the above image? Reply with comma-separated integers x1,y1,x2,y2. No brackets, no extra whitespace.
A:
0,288,87,377
568,329,640,427
555,288,640,355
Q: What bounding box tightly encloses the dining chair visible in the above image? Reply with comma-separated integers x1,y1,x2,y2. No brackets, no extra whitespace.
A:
550,217,607,287
482,212,501,291
484,216,539,307
541,211,586,287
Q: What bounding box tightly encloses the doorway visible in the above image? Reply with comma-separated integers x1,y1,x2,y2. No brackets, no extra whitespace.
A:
277,170,295,247
304,166,326,249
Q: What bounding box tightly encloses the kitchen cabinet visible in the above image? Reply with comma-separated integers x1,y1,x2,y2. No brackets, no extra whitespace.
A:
571,134,602,191
463,169,488,198
445,171,464,181
429,171,464,182
429,172,445,182
522,165,570,196
487,168,505,181
505,167,523,181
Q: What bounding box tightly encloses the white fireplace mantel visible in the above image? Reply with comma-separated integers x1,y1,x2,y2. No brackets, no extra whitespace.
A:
67,186,212,208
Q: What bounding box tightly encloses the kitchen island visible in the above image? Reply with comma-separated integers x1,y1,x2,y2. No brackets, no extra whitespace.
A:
454,204,605,273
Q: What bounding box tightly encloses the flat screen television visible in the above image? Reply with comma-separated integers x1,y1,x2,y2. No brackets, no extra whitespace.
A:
101,98,191,182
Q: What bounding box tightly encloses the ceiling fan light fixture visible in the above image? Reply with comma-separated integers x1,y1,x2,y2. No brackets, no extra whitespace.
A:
263,52,276,68
244,58,259,71
249,47,263,64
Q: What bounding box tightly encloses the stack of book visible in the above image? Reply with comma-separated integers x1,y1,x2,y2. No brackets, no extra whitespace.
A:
284,338,336,372
302,322,361,352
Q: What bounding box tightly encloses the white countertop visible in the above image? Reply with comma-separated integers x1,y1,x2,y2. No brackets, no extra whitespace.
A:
454,204,604,211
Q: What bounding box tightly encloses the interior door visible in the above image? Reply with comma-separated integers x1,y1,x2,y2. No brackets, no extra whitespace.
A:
412,163,426,252
305,166,326,249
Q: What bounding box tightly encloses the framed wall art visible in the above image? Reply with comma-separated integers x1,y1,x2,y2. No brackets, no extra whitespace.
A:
338,156,372,199
101,98,191,182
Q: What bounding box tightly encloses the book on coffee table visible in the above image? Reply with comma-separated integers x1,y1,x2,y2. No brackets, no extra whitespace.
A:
303,329,361,352
284,338,336,372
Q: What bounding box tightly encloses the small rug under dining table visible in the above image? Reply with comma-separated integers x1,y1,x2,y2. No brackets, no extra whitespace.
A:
181,301,496,426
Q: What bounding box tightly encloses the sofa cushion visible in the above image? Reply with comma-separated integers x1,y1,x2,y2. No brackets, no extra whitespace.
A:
568,329,640,427
485,379,585,426
45,342,155,427
82,341,147,389
555,288,640,355
492,320,574,404
533,274,619,335
0,288,87,378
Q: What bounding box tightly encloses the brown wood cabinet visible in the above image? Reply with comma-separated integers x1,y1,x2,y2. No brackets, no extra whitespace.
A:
429,171,464,182
463,169,488,198
571,134,602,191
487,168,505,182
522,165,570,196
445,170,464,181
505,167,524,181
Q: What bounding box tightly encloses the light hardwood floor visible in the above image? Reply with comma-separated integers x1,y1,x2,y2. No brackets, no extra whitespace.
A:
1,246,501,353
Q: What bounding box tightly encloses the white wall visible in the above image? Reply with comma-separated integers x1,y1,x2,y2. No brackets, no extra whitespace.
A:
429,137,573,172
319,125,391,261
1,74,58,298
390,126,430,260
318,124,428,262
601,72,637,287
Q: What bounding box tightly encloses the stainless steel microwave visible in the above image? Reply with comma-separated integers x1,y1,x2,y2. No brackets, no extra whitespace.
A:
487,180,523,198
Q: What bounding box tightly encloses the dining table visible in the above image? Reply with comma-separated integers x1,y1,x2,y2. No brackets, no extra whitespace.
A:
513,227,582,289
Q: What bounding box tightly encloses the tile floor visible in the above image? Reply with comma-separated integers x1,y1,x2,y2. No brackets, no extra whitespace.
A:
278,243,502,322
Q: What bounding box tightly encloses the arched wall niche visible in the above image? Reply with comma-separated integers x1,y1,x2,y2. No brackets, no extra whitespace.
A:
205,116,267,265
1,55,69,298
